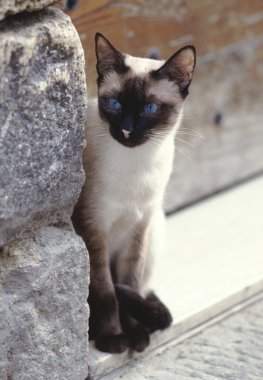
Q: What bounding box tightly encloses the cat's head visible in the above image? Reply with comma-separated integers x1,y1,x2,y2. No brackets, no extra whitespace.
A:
95,33,196,148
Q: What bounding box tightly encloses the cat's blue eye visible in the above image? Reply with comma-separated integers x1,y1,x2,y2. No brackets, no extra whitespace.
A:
107,98,122,111
144,103,159,114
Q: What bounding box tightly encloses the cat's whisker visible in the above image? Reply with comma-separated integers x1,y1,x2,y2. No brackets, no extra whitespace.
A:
175,137,196,148
174,144,193,164
97,134,108,137
181,117,201,120
153,131,200,147
177,131,205,139
153,131,203,144
179,127,199,131
149,140,162,149
100,120,110,128
152,131,170,138
152,130,169,134
152,134,169,139
178,129,202,134
154,127,202,138
149,137,163,145
150,137,162,142
178,127,203,135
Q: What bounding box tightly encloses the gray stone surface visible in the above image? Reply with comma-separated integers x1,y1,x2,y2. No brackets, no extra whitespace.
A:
0,227,89,380
0,7,87,246
0,6,89,380
104,299,263,380
0,0,55,20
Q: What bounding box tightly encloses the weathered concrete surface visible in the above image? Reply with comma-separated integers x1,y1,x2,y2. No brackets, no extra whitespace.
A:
104,299,263,380
0,227,89,380
0,8,87,246
0,0,55,20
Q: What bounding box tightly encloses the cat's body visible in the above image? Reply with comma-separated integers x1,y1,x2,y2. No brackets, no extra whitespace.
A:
72,34,195,353
76,96,176,286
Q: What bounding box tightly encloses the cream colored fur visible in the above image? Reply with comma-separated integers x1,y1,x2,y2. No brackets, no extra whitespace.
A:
80,55,184,292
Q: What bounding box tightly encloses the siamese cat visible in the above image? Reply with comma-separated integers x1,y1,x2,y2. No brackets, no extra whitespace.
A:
72,33,196,353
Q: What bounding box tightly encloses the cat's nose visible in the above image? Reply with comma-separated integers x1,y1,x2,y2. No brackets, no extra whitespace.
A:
122,129,131,139
122,116,133,139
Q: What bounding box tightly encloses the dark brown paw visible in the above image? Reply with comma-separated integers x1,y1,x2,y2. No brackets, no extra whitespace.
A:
136,292,172,332
115,284,172,333
126,323,150,352
95,333,128,354
119,309,150,352
144,300,173,332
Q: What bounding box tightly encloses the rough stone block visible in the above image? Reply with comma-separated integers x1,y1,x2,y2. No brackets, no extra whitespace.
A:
0,0,55,20
0,6,89,379
0,8,87,245
0,227,89,380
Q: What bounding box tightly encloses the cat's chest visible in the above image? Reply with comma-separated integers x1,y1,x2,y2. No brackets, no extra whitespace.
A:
98,161,158,233
102,165,158,205
97,138,174,212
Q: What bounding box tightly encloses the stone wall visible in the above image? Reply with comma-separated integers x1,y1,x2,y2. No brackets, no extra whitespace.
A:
0,0,55,20
0,3,89,380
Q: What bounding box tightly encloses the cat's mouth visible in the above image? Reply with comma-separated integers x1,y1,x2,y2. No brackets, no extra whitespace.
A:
110,128,148,148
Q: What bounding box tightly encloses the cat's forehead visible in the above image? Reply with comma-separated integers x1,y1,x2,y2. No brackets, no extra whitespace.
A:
99,55,164,96
99,54,181,103
124,54,165,75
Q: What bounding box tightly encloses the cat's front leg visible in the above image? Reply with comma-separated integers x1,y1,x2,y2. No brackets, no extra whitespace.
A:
79,224,128,353
114,218,172,349
110,220,150,351
88,284,128,353
114,219,151,291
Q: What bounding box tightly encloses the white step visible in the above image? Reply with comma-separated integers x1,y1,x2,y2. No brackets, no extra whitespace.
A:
102,295,263,380
89,175,263,379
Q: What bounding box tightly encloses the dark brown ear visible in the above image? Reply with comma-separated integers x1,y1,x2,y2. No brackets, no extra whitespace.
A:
153,45,196,97
95,33,127,79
